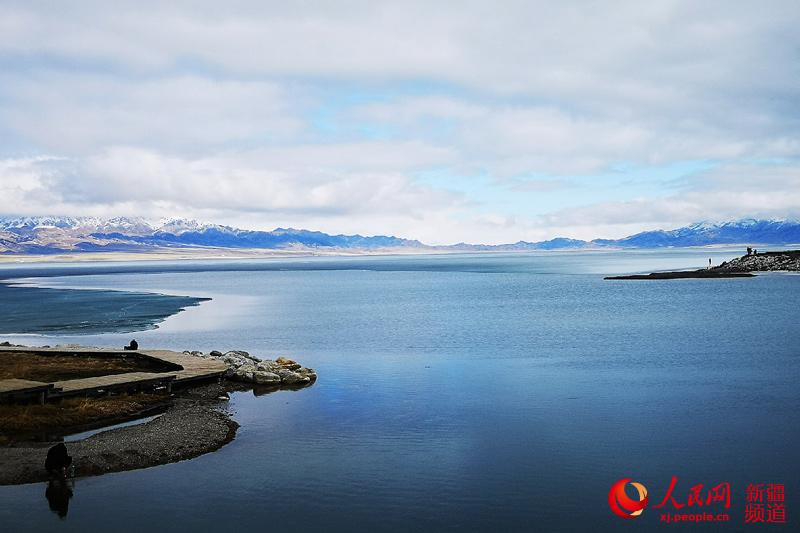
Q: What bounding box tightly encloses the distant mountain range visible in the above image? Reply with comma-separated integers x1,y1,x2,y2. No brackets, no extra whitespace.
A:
0,216,798,255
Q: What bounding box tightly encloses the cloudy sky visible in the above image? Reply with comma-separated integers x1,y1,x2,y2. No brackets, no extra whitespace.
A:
1,1,799,244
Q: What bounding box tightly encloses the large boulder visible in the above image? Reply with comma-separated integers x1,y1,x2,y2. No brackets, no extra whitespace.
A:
277,369,310,385
221,353,251,369
275,356,302,371
225,350,260,362
233,370,255,383
297,367,318,381
256,360,281,373
252,371,281,385
187,348,316,386
231,363,258,383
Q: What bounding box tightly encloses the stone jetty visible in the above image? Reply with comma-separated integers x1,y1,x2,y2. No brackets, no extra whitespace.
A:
182,350,317,386
606,250,800,280
715,250,800,272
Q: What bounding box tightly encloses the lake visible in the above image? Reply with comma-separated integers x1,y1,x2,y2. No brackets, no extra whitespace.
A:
0,249,797,532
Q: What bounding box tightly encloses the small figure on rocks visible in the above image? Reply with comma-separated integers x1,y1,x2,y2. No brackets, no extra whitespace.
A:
44,443,72,478
747,247,752,256
708,258,712,269
124,339,139,351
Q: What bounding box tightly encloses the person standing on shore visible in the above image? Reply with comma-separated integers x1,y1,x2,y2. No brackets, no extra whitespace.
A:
44,443,72,478
708,258,712,269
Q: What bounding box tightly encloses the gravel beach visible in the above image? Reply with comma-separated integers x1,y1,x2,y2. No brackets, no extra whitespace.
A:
0,384,238,486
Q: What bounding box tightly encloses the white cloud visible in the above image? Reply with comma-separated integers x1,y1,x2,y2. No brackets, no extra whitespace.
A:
0,149,476,244
5,143,460,216
349,95,800,177
0,1,799,243
0,74,305,153
538,162,800,239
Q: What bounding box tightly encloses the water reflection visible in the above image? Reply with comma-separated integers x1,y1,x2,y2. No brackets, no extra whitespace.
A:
45,478,74,520
226,382,314,397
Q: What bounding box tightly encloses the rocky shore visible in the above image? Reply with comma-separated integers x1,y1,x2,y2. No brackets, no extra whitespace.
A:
606,250,800,280
182,350,317,386
605,270,754,280
0,384,237,485
714,250,800,272
0,346,317,485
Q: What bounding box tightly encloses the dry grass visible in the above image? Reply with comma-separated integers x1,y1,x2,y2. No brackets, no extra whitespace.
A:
0,351,158,382
0,394,168,434
0,352,172,439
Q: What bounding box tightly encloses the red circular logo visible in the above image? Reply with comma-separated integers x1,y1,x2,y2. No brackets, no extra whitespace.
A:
609,478,649,519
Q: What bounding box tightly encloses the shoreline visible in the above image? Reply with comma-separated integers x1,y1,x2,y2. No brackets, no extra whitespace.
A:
606,250,800,280
0,383,238,486
605,270,755,280
0,347,317,486
0,247,469,264
0,244,782,265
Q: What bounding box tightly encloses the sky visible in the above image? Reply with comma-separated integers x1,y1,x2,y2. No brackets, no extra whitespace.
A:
0,1,799,244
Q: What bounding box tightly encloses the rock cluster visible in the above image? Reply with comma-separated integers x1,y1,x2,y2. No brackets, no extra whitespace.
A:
182,350,316,387
717,251,800,272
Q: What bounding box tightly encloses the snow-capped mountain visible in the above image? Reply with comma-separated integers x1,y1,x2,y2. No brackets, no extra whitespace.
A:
0,216,102,231
96,216,154,235
0,216,425,253
0,216,798,255
591,219,800,248
156,218,215,235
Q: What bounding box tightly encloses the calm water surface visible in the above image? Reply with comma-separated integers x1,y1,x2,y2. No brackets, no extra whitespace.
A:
0,250,797,532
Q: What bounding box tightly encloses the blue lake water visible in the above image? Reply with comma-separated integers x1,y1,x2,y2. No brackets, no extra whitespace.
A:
0,250,798,532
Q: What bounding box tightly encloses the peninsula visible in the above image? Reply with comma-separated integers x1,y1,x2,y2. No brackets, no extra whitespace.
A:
605,250,800,280
0,344,316,485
